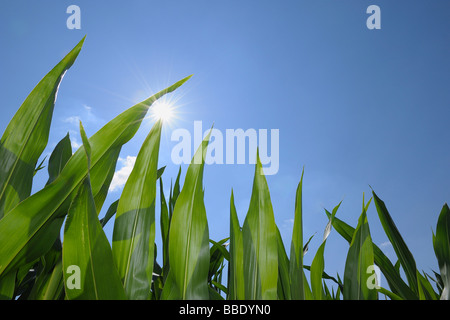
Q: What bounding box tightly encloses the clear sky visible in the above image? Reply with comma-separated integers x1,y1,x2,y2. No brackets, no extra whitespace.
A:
1,1,449,289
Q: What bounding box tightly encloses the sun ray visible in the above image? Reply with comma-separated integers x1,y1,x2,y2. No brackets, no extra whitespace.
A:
151,100,174,122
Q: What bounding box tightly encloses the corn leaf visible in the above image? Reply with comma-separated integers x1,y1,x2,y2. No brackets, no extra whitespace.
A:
276,227,291,300
209,238,230,264
169,167,182,221
160,130,211,300
303,233,316,256
303,269,313,300
310,202,340,300
101,168,165,229
433,203,450,300
310,241,326,300
100,199,119,228
372,191,418,293
0,271,15,300
62,122,125,300
228,190,245,300
27,239,64,300
429,270,444,296
0,37,84,219
289,169,304,299
325,208,417,299
46,133,73,185
208,238,229,293
416,270,439,300
25,133,73,300
0,74,191,278
0,133,73,299
242,150,278,300
343,198,377,300
28,134,72,300
159,177,170,280
90,148,121,213
377,286,403,300
303,264,342,290
112,120,162,299
34,157,47,177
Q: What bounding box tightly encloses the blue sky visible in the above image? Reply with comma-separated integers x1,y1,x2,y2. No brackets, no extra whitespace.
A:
1,1,449,289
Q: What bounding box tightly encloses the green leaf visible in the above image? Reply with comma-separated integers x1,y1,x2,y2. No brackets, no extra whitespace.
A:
208,287,224,300
169,167,182,221
63,125,125,300
63,175,126,300
372,190,418,293
25,133,73,300
157,166,166,180
377,286,403,300
34,156,47,177
3,134,73,299
112,119,162,299
242,150,278,300
343,197,377,300
0,75,191,278
90,148,121,213
310,241,326,300
46,133,72,185
289,169,304,299
161,129,212,300
209,238,230,264
228,190,245,300
0,271,15,300
79,121,91,163
417,270,439,300
433,203,450,300
325,208,418,300
276,227,291,300
429,270,444,295
303,269,313,300
303,265,342,290
100,199,119,228
0,37,84,219
101,167,164,229
208,238,228,293
27,239,64,300
323,280,332,300
159,177,170,280
211,280,227,295
310,202,340,300
303,233,316,256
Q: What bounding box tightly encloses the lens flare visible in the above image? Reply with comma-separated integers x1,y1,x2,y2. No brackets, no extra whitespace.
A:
151,100,174,123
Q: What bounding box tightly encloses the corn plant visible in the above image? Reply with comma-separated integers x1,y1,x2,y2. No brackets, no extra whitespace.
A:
0,37,448,300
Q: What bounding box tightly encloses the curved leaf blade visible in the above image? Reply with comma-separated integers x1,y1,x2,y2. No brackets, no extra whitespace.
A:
63,176,126,300
228,190,244,300
433,204,450,300
63,125,125,299
343,201,377,300
372,190,418,293
159,177,170,280
112,120,162,299
289,169,304,300
325,208,417,299
310,241,326,300
276,227,291,300
0,37,84,219
46,133,73,185
0,76,191,277
242,150,278,300
27,239,64,300
161,129,211,300
310,202,340,300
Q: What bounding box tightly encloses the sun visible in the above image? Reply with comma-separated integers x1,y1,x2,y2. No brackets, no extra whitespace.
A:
151,99,175,123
